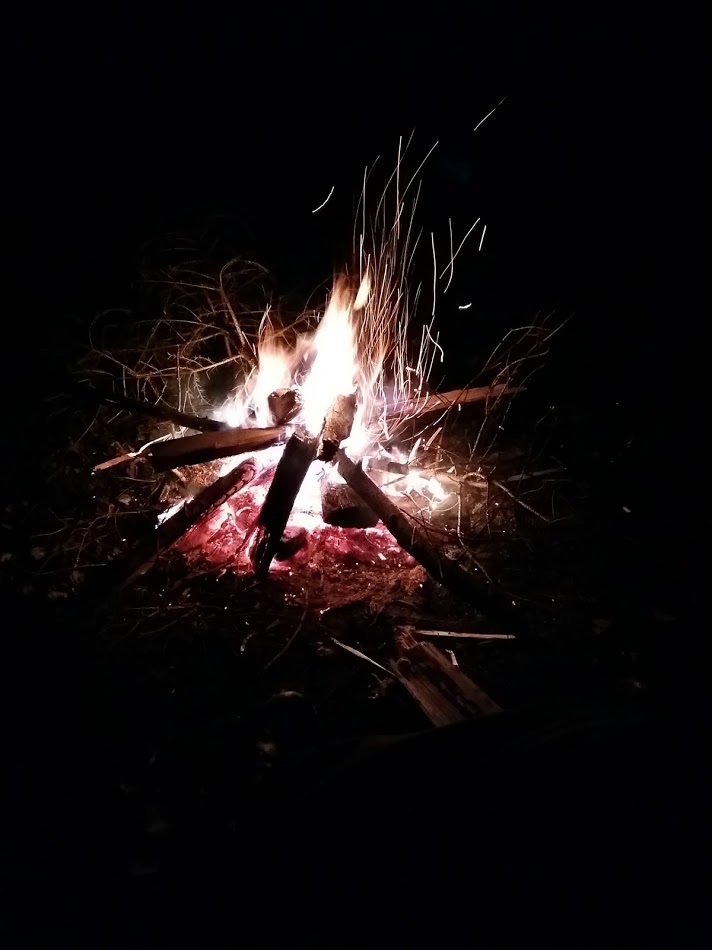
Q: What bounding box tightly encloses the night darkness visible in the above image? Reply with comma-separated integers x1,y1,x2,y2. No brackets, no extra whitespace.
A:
4,4,712,947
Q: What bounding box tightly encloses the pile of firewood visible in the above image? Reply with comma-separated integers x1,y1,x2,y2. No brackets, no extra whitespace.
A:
89,380,524,632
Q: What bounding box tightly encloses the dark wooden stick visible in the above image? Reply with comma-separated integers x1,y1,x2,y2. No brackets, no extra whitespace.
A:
76,384,232,432
249,430,318,576
335,450,522,632
118,457,257,587
149,426,286,471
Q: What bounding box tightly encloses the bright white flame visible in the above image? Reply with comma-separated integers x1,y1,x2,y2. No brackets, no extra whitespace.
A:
299,276,360,435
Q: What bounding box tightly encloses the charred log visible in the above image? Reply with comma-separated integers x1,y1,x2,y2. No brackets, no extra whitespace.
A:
250,430,318,576
274,527,309,561
321,482,379,528
335,450,523,633
118,457,256,587
149,426,286,472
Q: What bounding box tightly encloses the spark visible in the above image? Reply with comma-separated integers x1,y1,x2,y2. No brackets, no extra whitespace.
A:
458,302,472,310
473,96,507,134
431,232,437,315
311,185,335,213
478,224,487,252
440,218,481,291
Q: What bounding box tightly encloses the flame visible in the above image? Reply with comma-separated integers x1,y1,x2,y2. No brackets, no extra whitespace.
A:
299,275,362,436
163,143,465,538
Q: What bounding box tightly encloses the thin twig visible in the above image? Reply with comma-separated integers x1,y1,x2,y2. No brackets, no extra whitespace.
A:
416,629,515,640
490,477,551,523
264,599,309,671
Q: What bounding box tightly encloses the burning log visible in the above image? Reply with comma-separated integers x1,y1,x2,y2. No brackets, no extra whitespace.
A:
317,393,357,462
389,382,521,422
268,389,303,425
149,426,286,472
321,482,379,528
250,429,318,576
118,457,256,587
335,449,523,632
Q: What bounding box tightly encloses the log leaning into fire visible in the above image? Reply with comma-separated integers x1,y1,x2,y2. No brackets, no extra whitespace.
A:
249,430,318,576
76,384,233,432
335,450,523,633
118,457,257,588
388,383,522,422
149,426,286,472
317,393,357,462
250,396,358,572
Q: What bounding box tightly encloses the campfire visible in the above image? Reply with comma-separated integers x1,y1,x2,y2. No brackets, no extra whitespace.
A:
76,145,555,634
105,268,517,616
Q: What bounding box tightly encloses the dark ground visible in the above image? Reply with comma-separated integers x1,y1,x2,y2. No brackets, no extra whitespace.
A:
3,5,711,946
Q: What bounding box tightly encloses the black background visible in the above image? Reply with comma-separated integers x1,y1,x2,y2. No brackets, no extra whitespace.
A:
5,4,708,389
4,3,709,541
2,6,711,942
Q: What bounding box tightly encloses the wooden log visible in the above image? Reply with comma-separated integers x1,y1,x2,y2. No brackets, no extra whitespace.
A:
249,430,318,576
388,383,522,422
391,626,501,725
335,449,524,633
118,457,257,587
321,481,379,528
149,426,286,472
317,393,357,462
268,389,303,425
75,384,232,432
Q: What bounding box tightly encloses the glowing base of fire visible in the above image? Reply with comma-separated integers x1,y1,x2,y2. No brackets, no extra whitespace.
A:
172,462,425,609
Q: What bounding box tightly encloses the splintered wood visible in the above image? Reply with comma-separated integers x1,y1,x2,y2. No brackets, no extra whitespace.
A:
392,626,501,726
